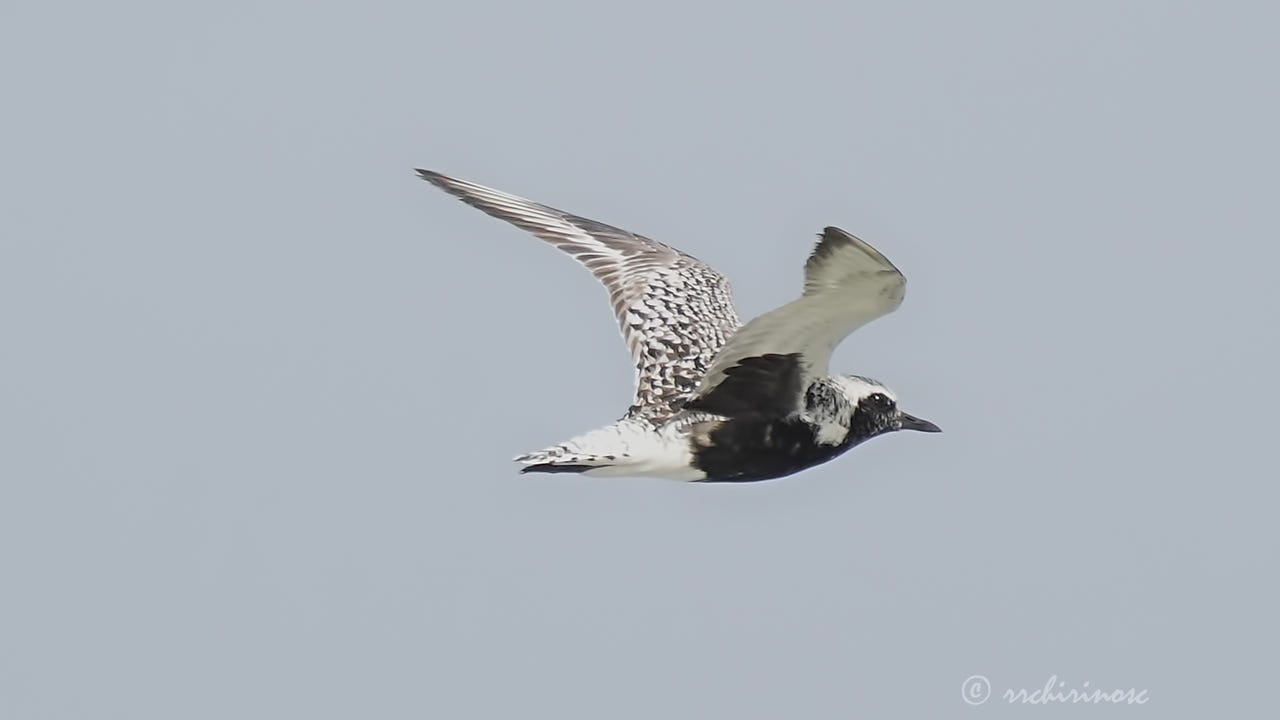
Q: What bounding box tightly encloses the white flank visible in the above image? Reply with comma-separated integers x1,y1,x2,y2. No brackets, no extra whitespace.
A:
515,419,707,481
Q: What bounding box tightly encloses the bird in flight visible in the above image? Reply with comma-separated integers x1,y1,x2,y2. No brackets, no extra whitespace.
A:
416,170,940,482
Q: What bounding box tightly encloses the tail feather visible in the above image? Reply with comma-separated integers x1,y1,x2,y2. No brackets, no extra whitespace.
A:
513,447,628,471
519,463,596,475
512,420,646,471
510,419,702,480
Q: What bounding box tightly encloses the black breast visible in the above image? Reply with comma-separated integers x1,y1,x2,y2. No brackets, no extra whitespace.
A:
683,353,854,482
691,414,851,482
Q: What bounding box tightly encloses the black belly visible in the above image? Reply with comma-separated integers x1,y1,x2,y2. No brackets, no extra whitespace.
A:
691,415,851,482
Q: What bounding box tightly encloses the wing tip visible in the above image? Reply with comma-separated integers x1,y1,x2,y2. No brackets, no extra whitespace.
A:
807,226,860,268
415,168,483,202
808,225,900,275
414,168,446,185
819,225,860,245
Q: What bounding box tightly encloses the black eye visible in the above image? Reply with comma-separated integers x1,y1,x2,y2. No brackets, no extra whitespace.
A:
866,393,894,410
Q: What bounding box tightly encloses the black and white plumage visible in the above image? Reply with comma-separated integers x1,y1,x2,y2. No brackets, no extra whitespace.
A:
417,170,940,482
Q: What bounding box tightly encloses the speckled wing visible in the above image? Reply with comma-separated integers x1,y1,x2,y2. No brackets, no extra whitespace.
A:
417,170,741,419
694,227,906,407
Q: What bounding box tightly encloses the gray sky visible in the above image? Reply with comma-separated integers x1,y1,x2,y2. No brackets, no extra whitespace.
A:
2,0,1277,717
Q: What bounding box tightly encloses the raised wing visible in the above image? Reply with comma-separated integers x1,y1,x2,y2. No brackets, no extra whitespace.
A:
692,227,906,414
417,170,741,419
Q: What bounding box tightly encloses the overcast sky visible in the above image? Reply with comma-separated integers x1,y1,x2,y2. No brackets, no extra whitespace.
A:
2,0,1277,717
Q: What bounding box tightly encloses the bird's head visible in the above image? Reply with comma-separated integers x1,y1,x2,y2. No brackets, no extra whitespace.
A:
836,375,942,442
